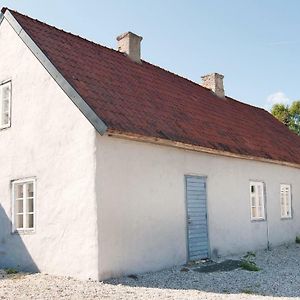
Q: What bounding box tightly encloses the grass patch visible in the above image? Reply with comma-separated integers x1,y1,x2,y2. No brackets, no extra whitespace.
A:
296,236,300,244
4,268,18,274
240,260,260,272
243,251,256,259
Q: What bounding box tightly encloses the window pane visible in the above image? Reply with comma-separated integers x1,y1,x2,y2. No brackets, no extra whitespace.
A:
27,183,34,198
16,200,23,213
251,207,256,218
283,197,287,214
257,185,261,195
26,198,34,213
15,184,23,198
2,99,9,112
2,86,10,99
251,185,255,193
258,195,262,206
16,215,23,228
258,206,263,218
2,112,9,125
26,214,34,229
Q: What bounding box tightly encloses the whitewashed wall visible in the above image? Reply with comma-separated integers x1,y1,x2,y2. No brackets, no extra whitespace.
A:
0,18,99,280
96,135,300,280
1,14,299,282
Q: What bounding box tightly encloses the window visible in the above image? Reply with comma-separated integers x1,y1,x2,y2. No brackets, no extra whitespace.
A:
280,184,292,219
0,81,11,129
249,181,265,220
12,178,36,232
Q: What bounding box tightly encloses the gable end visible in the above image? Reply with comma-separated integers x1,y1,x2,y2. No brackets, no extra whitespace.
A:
0,9,107,135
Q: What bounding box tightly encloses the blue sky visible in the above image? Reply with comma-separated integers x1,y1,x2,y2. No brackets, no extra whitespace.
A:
1,0,299,109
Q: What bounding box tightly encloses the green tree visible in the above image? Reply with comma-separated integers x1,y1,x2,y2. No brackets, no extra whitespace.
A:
271,103,290,126
271,100,300,135
289,101,300,135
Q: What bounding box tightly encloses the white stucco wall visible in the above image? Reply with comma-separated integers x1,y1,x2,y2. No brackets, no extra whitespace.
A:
1,14,299,283
96,135,300,280
0,18,99,280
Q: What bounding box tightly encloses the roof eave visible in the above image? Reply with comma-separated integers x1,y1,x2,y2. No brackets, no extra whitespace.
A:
107,129,300,170
1,9,108,135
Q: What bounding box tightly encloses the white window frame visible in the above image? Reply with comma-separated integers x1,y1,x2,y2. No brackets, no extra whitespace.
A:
11,178,36,233
0,80,12,130
280,184,292,219
249,181,266,221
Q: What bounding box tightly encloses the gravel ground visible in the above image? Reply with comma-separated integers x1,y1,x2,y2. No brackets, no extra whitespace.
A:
1,244,300,299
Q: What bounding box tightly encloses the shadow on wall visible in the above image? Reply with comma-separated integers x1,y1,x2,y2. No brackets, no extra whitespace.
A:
0,204,38,273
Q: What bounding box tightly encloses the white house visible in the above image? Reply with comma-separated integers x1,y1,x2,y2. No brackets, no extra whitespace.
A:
0,7,300,281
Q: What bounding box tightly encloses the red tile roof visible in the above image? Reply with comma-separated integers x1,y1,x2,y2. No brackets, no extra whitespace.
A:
3,8,300,165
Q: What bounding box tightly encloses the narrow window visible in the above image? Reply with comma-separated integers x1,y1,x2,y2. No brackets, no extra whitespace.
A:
249,181,265,220
0,81,11,129
280,184,292,219
12,178,36,232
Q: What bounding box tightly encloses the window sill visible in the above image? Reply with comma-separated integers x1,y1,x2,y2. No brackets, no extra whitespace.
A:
281,217,292,221
0,124,11,131
12,229,35,235
250,218,266,222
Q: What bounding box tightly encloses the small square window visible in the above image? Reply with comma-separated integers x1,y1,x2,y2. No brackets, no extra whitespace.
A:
12,178,36,232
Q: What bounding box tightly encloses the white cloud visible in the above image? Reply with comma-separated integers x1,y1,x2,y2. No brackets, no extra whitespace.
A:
265,91,291,110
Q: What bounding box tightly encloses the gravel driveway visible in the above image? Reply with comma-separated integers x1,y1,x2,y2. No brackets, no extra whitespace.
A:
1,243,300,299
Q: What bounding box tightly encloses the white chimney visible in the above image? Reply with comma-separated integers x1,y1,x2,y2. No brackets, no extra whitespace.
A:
201,73,225,98
116,32,143,63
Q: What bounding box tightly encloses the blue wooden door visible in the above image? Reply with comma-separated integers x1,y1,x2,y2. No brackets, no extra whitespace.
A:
185,175,209,260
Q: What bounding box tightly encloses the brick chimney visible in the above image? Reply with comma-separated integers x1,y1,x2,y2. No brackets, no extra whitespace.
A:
201,73,225,98
117,32,143,63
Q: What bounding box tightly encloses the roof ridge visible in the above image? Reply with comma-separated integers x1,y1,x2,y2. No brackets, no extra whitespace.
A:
6,8,119,54
5,7,266,113
225,95,266,111
142,58,266,111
